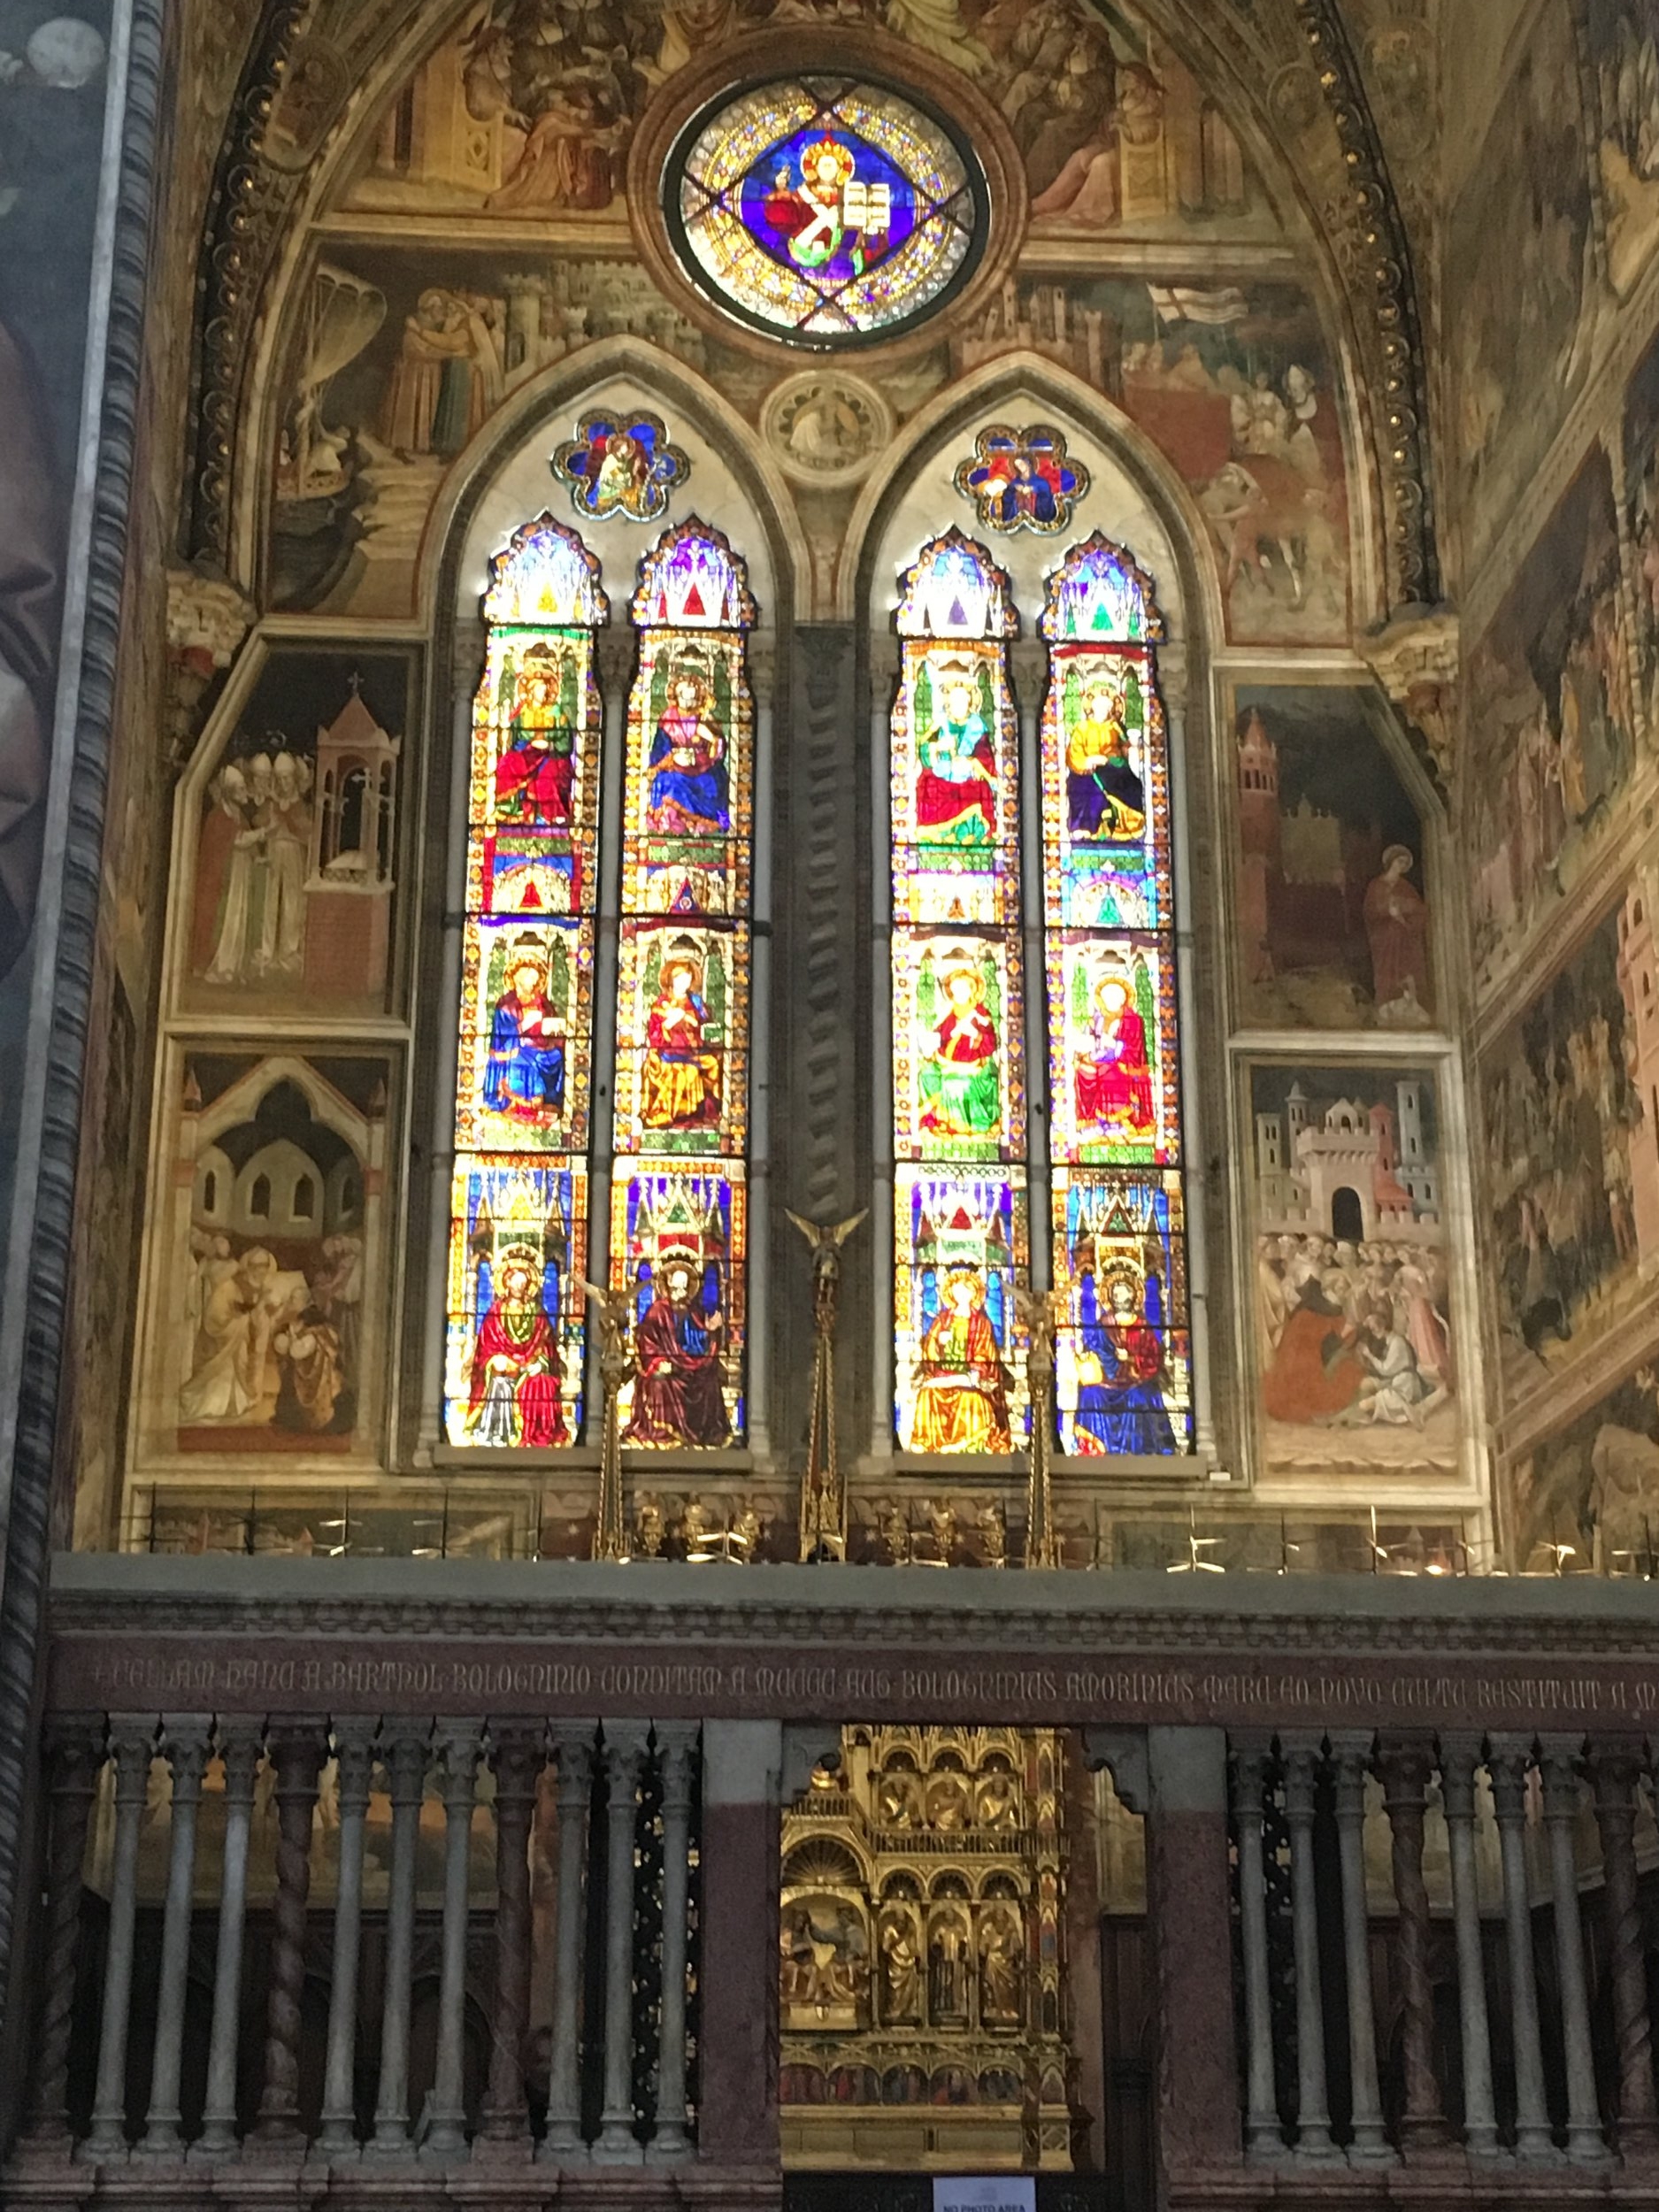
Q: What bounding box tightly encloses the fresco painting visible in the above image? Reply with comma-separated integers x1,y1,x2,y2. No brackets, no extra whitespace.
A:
1445,0,1595,580
1233,687,1433,1033
340,0,1275,245
188,652,410,1016
1507,1358,1659,1577
1481,883,1659,1402
1248,1064,1458,1477
1464,450,1635,994
1586,1,1659,298
1623,320,1659,733
177,1057,384,1455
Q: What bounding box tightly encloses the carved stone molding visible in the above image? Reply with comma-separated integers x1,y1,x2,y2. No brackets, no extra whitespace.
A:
1357,608,1460,780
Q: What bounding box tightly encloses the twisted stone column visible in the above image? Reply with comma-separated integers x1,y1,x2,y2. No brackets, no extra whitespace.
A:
1486,1736,1557,2160
1587,1739,1658,2150
480,1721,544,2151
139,1717,211,2155
541,1725,595,2161
197,1724,262,2155
368,1729,428,2155
1376,1737,1450,2149
84,1717,156,2161
318,1719,379,2157
252,1719,328,2143
1230,1741,1280,2159
1281,1740,1338,2159
1328,1734,1392,2162
592,1724,649,2165
1438,1735,1498,2156
19,1717,103,2147
423,1718,481,2157
649,1724,698,2160
1539,1739,1608,2162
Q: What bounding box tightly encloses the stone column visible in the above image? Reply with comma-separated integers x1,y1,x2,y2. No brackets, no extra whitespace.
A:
1539,1738,1607,2162
868,638,898,1462
1281,1739,1338,2159
1011,638,1052,1291
479,1721,544,2153
747,638,775,1467
1229,1740,1280,2159
368,1728,428,2156
138,1716,211,2155
84,1717,155,2160
1141,1728,1245,2175
318,1718,379,2157
252,1719,328,2144
1438,1735,1498,2156
593,1724,649,2164
542,1724,595,2161
1376,1736,1450,2149
698,1719,784,2173
649,1723,698,2160
197,1724,262,2156
1587,1738,1659,2151
1328,1733,1392,2162
19,1717,102,2148
424,1718,481,2157
1486,1735,1557,2161
585,633,631,1438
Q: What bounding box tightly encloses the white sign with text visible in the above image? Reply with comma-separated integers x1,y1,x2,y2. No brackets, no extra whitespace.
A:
933,2180,1037,2212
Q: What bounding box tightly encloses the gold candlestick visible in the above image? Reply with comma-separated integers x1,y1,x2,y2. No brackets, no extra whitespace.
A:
1016,1287,1062,1570
787,1207,867,1562
582,1280,634,1563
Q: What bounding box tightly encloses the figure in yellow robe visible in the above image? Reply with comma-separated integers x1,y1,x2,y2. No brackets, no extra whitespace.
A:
908,1272,1011,1452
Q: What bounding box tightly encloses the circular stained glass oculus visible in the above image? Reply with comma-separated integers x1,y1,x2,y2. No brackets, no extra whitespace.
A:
666,74,988,349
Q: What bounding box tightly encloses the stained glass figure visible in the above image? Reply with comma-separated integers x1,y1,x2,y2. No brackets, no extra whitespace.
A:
1040,537,1190,1456
551,409,689,524
614,520,757,1446
670,77,986,347
892,531,1026,1450
445,1159,586,1449
954,425,1091,535
446,515,607,1447
613,1167,745,1447
895,1171,1025,1454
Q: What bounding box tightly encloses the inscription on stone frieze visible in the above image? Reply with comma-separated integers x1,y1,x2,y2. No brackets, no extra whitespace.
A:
50,1637,1659,1728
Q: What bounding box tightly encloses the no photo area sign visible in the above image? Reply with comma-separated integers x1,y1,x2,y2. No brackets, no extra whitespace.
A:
933,2181,1037,2212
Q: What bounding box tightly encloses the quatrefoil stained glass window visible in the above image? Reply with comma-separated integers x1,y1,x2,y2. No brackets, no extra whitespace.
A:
668,75,987,347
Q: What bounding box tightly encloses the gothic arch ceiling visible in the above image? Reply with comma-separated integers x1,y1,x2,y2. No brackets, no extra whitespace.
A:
180,0,1436,622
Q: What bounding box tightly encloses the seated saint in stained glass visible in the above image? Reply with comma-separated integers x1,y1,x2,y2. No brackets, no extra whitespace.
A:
1071,1270,1173,1455
648,661,729,834
1073,974,1153,1141
762,135,890,275
626,1257,731,1448
910,1271,1011,1453
920,964,1000,1138
466,1249,568,1448
915,658,995,841
1066,671,1146,841
484,940,566,1122
495,643,576,826
641,953,722,1130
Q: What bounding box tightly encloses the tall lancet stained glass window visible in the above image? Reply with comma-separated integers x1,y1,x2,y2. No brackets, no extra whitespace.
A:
1041,537,1191,1455
445,516,606,1448
611,520,756,1449
891,531,1027,1454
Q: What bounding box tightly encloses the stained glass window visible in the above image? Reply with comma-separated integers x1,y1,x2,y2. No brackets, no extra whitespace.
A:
891,531,1027,1453
1040,538,1192,1455
444,516,606,1447
611,520,757,1449
668,76,986,347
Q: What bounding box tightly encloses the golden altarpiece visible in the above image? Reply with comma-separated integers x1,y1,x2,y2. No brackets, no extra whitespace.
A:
780,1726,1075,2172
